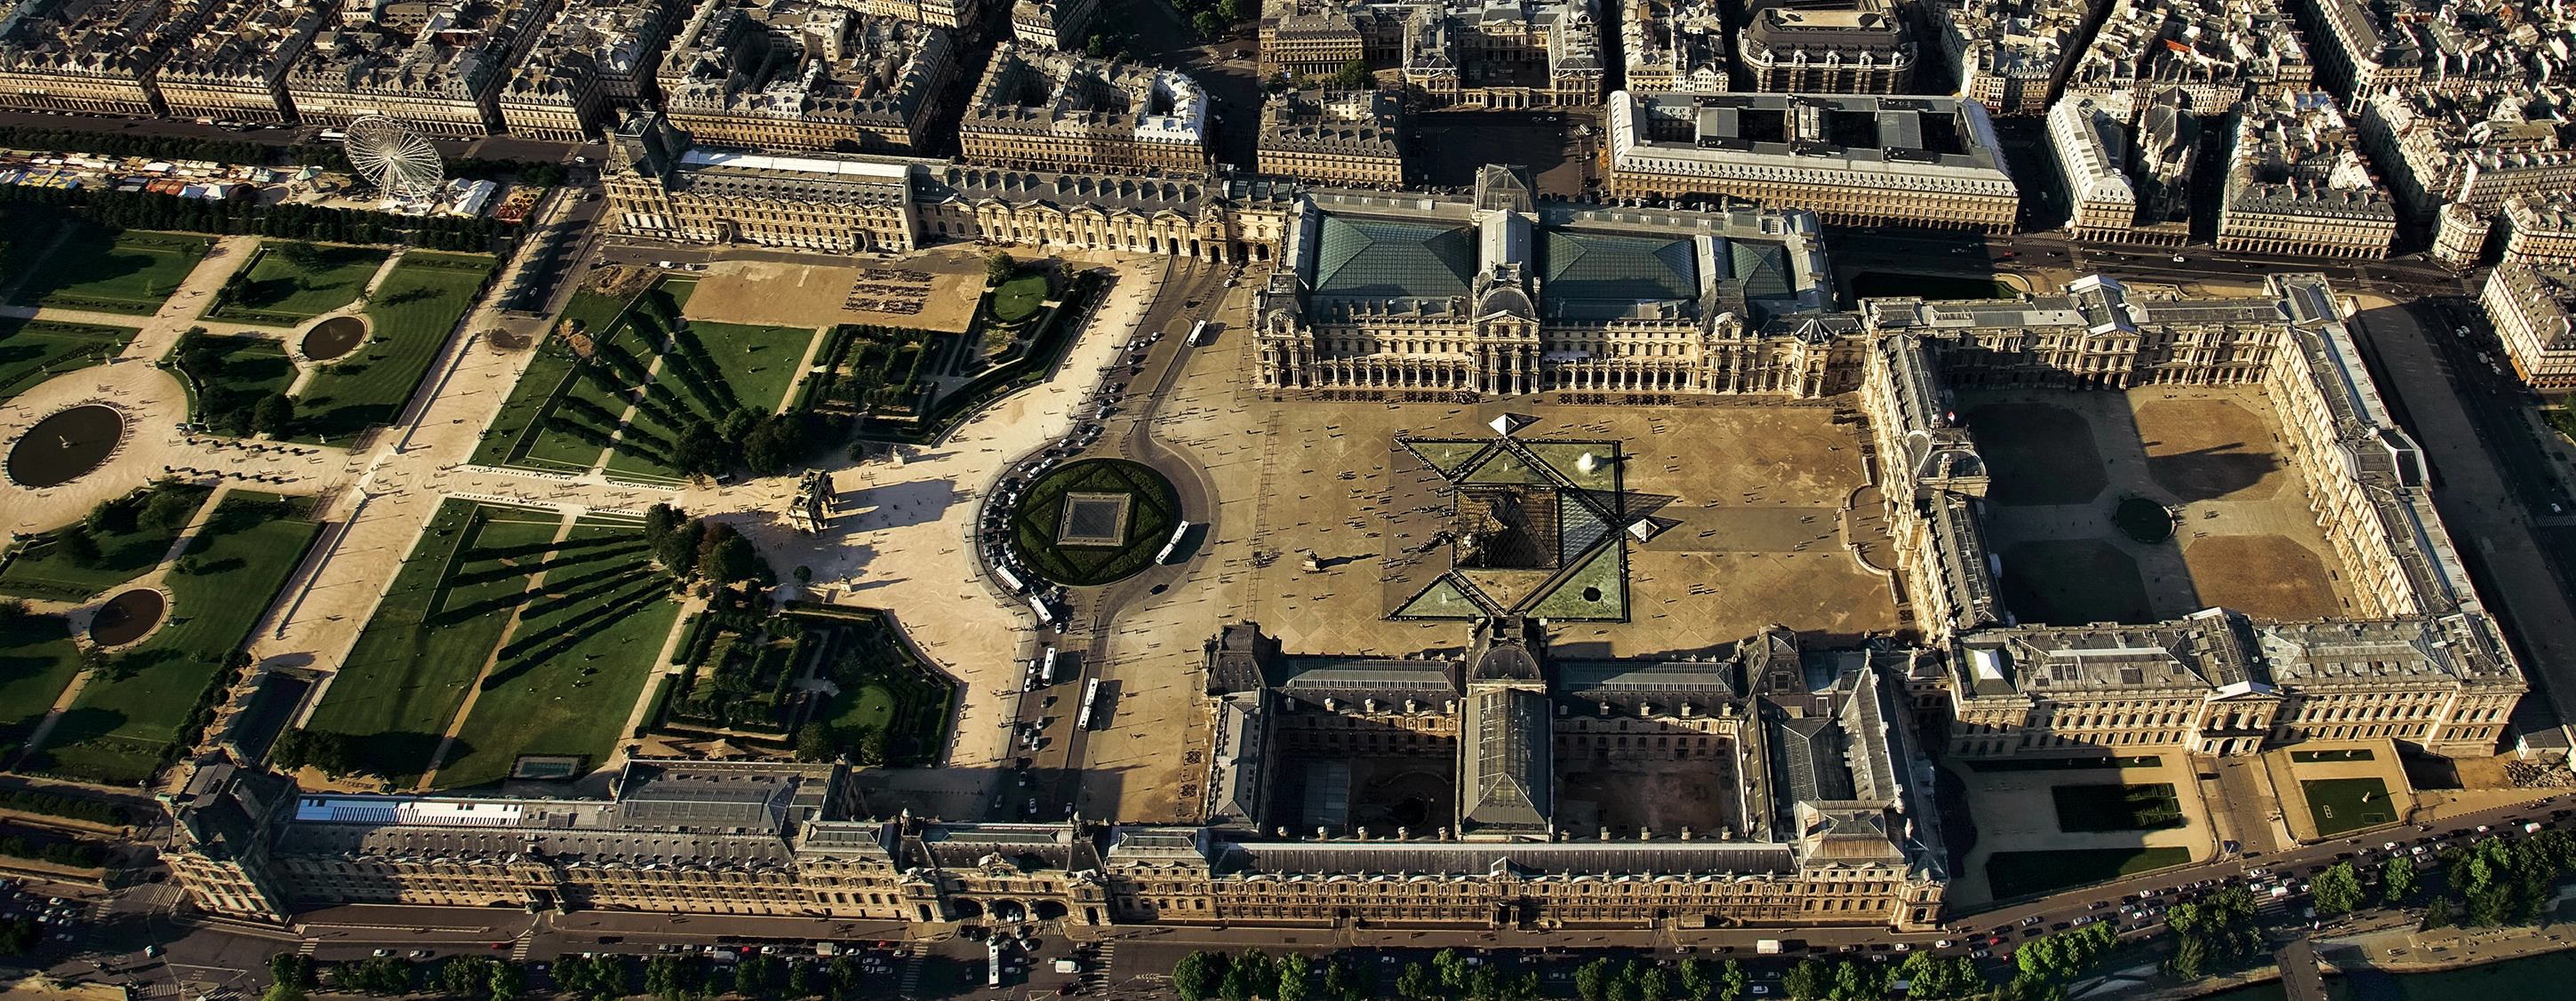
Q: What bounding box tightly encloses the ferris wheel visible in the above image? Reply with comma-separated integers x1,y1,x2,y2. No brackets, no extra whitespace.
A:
342,116,444,200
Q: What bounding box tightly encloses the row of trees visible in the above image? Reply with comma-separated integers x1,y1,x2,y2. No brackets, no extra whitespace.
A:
2161,886,2262,981
643,504,768,587
550,293,832,478
0,185,512,252
551,951,880,1001
0,125,273,166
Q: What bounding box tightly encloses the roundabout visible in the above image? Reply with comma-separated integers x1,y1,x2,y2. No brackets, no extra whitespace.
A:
300,315,368,362
7,404,125,488
1009,458,1180,586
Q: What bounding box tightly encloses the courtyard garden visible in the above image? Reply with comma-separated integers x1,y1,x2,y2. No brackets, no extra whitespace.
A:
1010,458,1180,586
655,602,954,766
7,226,212,316
0,318,138,402
2051,782,2188,832
1986,847,2193,901
204,241,388,324
32,492,319,784
2303,777,2397,837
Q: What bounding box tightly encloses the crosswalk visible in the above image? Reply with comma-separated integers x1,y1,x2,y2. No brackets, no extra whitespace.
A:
509,932,534,964
1081,941,1116,994
896,942,927,996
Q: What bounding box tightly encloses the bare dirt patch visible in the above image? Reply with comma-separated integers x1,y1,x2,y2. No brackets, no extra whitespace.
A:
2183,534,2340,621
1965,403,2107,506
1560,758,1742,837
2133,399,2285,502
1999,539,2155,625
686,261,982,332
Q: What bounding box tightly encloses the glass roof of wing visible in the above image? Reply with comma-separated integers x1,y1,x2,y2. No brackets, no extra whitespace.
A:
1312,215,1477,299
1731,241,1794,300
1540,230,1699,302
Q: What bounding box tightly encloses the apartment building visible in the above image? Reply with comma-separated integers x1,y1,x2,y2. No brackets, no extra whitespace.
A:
283,0,563,136
1621,0,1729,93
152,0,334,122
2044,91,2195,245
497,0,682,141
654,0,955,155
2064,0,2309,113
2302,0,2551,99
1399,0,1606,109
851,0,983,29
2482,260,2576,389
2499,194,2576,268
1926,0,2086,114
960,44,1207,174
1604,91,2020,232
2356,86,2576,218
2217,92,2396,258
0,0,206,116
1255,88,1404,187
1010,0,1098,50
1736,0,1913,95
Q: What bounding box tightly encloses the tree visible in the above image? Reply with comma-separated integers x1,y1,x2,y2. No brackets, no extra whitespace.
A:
700,528,764,584
1718,961,1747,1001
1434,949,1468,991
2313,861,2365,916
437,956,496,997
140,485,203,531
270,729,357,776
1397,962,1439,1001
1218,0,1248,18
733,954,778,998
985,250,1018,286
1278,953,1311,1001
260,983,306,1001
488,962,524,1001
1192,10,1227,36
1324,957,1355,1001
1781,960,1827,1001
0,919,33,955
2423,895,2454,929
644,953,707,1001
252,392,295,436
1174,951,1227,1001
1676,958,1708,1001
1332,59,1374,89
57,525,101,568
793,723,837,763
1827,961,1877,1001
1894,952,1957,1000
1238,949,1278,999
269,953,318,990
785,959,820,998
2382,855,2420,905
1638,967,1669,1001
1575,958,1613,1001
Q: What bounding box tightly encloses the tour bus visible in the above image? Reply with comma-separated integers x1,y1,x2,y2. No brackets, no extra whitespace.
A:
1187,320,1211,346
1155,521,1191,564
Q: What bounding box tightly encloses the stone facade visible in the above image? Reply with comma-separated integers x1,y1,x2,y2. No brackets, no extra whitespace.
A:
2356,86,2576,219
1605,91,2020,232
497,0,683,141
2064,0,2308,114
1737,0,1912,95
283,0,562,136
2499,194,2576,268
0,0,204,116
2482,262,2576,389
1010,0,1098,50
1927,0,2085,115
654,0,955,155
1398,0,1605,109
960,44,1208,175
2217,92,2395,258
1256,88,1404,187
155,0,332,123
1621,0,1729,93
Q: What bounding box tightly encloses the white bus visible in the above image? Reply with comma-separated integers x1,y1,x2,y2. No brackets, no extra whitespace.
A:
994,564,1026,595
1028,595,1054,626
1155,521,1192,564
1076,677,1104,730
1187,320,1211,346
1039,647,1058,686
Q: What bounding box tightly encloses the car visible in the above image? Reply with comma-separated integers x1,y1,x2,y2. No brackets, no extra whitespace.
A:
1749,988,1770,997
143,945,162,957
2088,901,2111,909
1933,941,1952,949
1893,943,1911,952
2021,916,2043,925
1970,949,1991,959
374,949,394,957
412,950,436,959
2172,255,2187,263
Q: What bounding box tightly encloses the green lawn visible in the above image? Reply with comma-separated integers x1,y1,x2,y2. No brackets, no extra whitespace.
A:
0,485,215,603
992,274,1049,324
2304,777,2396,837
687,320,819,413
170,332,296,436
802,607,953,765
434,518,676,788
303,501,561,781
0,613,84,754
206,243,388,324
1986,847,2193,901
0,317,139,402
12,228,212,315
39,492,318,785
1012,459,1180,586
291,252,494,443
2052,783,2188,833
468,287,632,468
